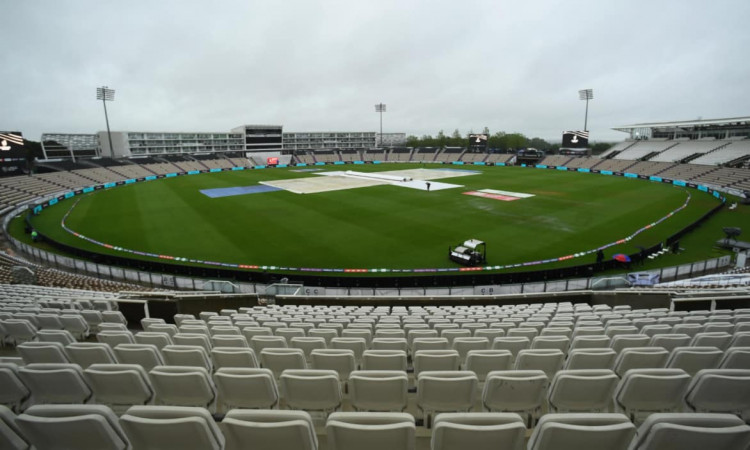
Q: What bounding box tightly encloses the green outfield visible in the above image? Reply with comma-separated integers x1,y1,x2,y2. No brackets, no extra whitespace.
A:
20,163,725,274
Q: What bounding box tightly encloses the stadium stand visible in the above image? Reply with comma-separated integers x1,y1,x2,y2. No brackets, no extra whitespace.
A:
362,149,386,162
340,150,361,162
460,152,489,163
434,148,465,163
613,139,680,161
650,139,728,163
1,300,750,448
389,148,412,162
691,140,750,166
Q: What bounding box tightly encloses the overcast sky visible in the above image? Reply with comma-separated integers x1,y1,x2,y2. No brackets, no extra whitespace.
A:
2,0,749,143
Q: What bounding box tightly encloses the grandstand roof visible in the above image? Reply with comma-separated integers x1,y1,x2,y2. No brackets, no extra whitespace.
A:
612,116,750,132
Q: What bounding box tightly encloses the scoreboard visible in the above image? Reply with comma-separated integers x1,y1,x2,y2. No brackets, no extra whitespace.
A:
467,134,488,152
0,132,26,176
562,130,589,148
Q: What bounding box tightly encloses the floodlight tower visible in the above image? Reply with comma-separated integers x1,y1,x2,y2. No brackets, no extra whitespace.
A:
375,103,386,147
96,86,115,156
578,88,593,132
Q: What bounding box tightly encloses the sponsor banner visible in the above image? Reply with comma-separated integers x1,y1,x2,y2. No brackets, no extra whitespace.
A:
464,191,521,202
624,173,638,178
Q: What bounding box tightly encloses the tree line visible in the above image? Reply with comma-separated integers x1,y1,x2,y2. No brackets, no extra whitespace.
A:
405,130,613,154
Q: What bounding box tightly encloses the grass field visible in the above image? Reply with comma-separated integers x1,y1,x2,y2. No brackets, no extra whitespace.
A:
18,163,727,276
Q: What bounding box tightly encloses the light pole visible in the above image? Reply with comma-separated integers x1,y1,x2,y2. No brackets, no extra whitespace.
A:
578,89,593,132
375,103,386,147
96,86,115,157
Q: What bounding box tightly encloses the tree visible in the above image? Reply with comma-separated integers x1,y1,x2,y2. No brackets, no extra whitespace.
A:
590,142,614,155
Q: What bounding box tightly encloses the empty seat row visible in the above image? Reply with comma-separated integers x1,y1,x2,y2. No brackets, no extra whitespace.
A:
2,404,749,450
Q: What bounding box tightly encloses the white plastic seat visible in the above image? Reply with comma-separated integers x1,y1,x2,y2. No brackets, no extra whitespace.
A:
0,363,30,413
362,350,407,371
349,369,409,412
280,369,342,413
260,348,307,378
250,335,287,353
649,333,691,352
719,347,750,369
506,328,538,340
531,336,570,353
310,349,356,384
212,346,258,369
291,337,327,360
149,366,216,408
342,329,373,346
473,329,505,341
0,404,28,450
413,350,460,377
35,314,64,330
84,363,153,409
630,412,750,450
212,334,249,348
210,325,242,337
134,332,173,350
326,411,415,450
417,371,478,427
66,342,117,369
18,341,70,364
614,368,691,420
99,323,129,333
452,337,490,364
113,343,164,371
330,338,368,365
162,344,212,371
547,369,619,412
36,329,76,345
102,311,127,326
222,409,318,450
80,310,104,332
672,323,704,337
412,338,450,353
569,335,610,350
309,328,339,344
97,330,135,348
527,413,636,450
463,350,512,381
491,337,531,361
275,327,306,343
141,318,166,330
690,332,732,350
441,329,472,346
148,324,179,337
482,370,548,425
16,404,128,450
564,348,617,370
372,338,408,352
431,412,526,450
613,347,669,377
172,333,212,353
666,346,723,376
120,405,224,450
684,369,750,414
407,330,439,350
640,324,672,338
514,349,564,378
18,363,93,404
213,368,279,410
610,334,651,353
